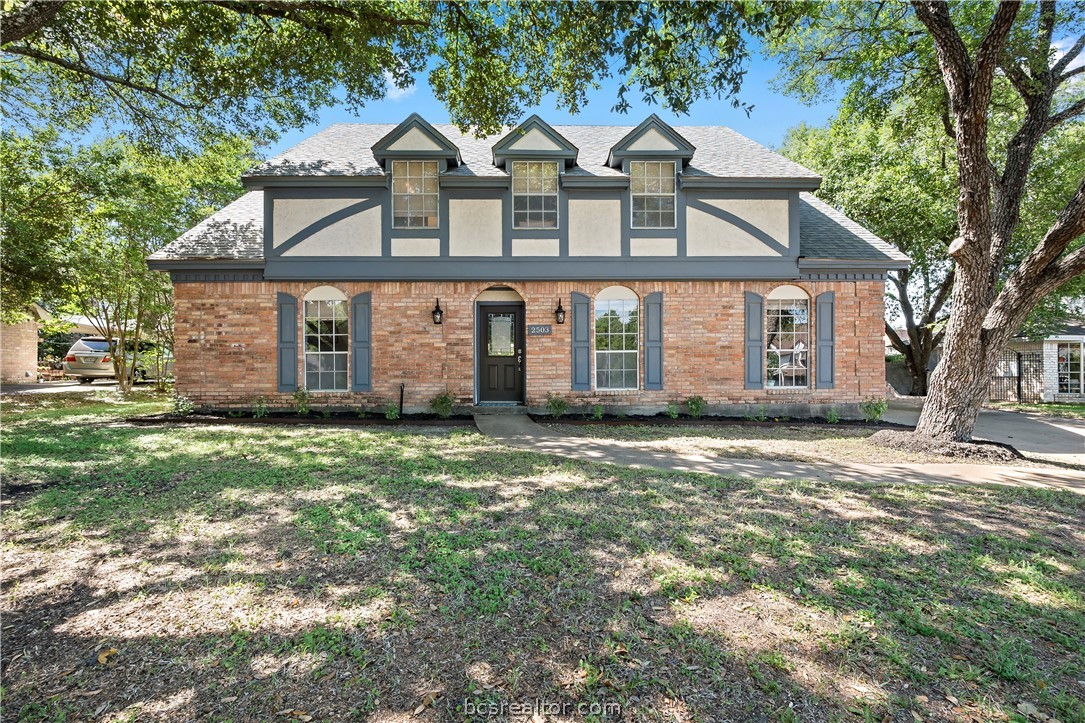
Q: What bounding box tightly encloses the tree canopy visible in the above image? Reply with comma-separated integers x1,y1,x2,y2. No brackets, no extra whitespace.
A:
3,0,812,146
770,1,1085,440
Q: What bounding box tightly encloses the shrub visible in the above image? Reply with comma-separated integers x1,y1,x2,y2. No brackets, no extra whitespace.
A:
171,394,194,417
685,395,706,419
545,393,568,418
320,408,333,418
885,352,906,364
824,406,841,424
591,404,605,421
385,402,400,420
744,404,768,423
861,396,889,423
292,388,312,416
666,401,680,419
430,390,455,419
252,396,269,419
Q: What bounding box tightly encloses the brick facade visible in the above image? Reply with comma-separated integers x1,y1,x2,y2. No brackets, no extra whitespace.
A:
0,321,39,384
173,280,886,413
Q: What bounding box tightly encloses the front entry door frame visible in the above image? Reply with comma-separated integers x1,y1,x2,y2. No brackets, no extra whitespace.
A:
475,301,526,404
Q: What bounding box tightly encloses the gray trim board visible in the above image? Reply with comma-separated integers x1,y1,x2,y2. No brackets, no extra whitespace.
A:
492,115,578,168
679,177,821,191
371,112,461,167
799,258,909,270
149,259,264,271
243,176,389,190
262,257,802,281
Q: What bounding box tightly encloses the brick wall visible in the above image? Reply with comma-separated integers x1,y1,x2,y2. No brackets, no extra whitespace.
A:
0,321,39,384
172,280,886,412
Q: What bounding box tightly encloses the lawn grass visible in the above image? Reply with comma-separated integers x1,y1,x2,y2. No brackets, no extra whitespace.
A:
2,393,1084,722
544,422,1044,466
987,401,1085,419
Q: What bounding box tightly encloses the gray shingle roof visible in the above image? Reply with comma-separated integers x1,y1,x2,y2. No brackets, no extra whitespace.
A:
149,189,908,268
149,191,263,262
245,123,821,182
797,193,909,265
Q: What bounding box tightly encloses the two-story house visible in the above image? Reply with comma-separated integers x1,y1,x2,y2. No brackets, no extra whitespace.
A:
148,113,908,415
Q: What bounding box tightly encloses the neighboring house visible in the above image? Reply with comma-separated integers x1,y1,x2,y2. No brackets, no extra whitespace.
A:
148,113,908,414
1001,319,1085,403
0,304,49,384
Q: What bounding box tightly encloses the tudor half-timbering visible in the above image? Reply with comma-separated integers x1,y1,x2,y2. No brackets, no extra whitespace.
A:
149,113,908,414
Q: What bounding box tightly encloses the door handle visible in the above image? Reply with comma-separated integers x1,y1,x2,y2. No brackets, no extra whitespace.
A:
517,349,522,372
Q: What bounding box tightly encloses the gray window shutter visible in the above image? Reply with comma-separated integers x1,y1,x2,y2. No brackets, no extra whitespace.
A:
571,291,591,390
277,292,298,392
744,291,764,389
816,291,835,389
351,292,372,392
644,291,663,390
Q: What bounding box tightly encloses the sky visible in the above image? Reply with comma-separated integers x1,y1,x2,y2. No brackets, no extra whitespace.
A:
263,52,840,159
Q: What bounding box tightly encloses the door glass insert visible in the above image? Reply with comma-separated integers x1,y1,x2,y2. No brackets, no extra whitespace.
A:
487,313,515,356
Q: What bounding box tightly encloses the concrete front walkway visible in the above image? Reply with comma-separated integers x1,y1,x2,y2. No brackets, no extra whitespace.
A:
884,400,1085,465
473,414,1085,495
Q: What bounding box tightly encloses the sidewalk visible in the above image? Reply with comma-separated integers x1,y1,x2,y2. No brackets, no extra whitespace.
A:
473,414,1085,495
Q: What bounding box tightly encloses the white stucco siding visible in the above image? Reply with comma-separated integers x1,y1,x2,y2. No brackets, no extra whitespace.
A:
508,127,562,151
626,128,679,151
568,198,621,256
630,238,678,256
387,126,444,151
685,197,789,256
392,237,441,256
512,238,559,256
274,196,382,256
449,199,502,256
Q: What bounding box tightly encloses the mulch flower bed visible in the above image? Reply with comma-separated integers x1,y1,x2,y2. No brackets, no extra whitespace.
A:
532,413,911,430
128,412,475,427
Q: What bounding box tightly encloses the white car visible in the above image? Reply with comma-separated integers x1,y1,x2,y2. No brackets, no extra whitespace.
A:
63,337,174,383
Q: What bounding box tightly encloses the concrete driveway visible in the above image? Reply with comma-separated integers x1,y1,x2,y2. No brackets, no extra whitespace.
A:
1,380,121,395
885,400,1085,464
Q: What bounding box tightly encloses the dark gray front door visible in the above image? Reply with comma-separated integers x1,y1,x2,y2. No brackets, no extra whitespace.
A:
478,304,524,403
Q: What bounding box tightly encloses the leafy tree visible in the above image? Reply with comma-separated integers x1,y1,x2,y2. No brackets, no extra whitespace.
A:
770,1,1085,441
3,1,812,145
781,106,1084,395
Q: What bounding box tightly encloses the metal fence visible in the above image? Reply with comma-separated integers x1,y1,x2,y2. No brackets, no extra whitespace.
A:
989,350,1044,403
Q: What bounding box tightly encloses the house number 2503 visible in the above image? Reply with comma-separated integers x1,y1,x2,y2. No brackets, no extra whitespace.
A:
527,325,553,336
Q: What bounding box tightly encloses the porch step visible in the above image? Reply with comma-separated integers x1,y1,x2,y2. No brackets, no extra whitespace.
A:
471,405,530,416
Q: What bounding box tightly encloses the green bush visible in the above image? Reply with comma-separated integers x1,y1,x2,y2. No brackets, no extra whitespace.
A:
171,394,194,417
666,401,680,419
824,406,840,424
292,388,312,416
385,402,400,420
861,397,889,423
545,393,568,418
430,390,455,419
591,404,605,421
252,396,269,419
744,404,768,423
885,352,906,364
684,395,706,419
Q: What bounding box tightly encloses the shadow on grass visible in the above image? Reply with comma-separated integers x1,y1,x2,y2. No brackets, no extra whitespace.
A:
2,416,1083,722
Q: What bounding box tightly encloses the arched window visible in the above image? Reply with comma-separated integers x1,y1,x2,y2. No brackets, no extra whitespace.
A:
595,286,639,390
766,285,809,388
303,286,348,391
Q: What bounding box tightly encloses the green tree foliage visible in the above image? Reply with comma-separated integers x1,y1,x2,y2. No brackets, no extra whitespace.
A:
780,107,1084,393
3,1,813,145
769,2,1085,440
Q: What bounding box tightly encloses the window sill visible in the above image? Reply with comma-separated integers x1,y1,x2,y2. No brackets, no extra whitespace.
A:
765,387,810,393
593,388,640,395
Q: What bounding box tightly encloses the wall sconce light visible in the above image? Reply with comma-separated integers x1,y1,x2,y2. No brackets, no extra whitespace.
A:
554,298,566,324
431,298,444,325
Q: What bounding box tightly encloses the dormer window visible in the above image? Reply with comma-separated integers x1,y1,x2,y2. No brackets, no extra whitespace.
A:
392,160,439,229
630,161,676,229
512,161,559,229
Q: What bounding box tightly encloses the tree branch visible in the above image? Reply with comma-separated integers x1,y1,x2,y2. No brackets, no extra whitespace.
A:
0,0,67,46
1044,98,1085,133
4,44,198,110
1052,31,1085,76
921,266,955,326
